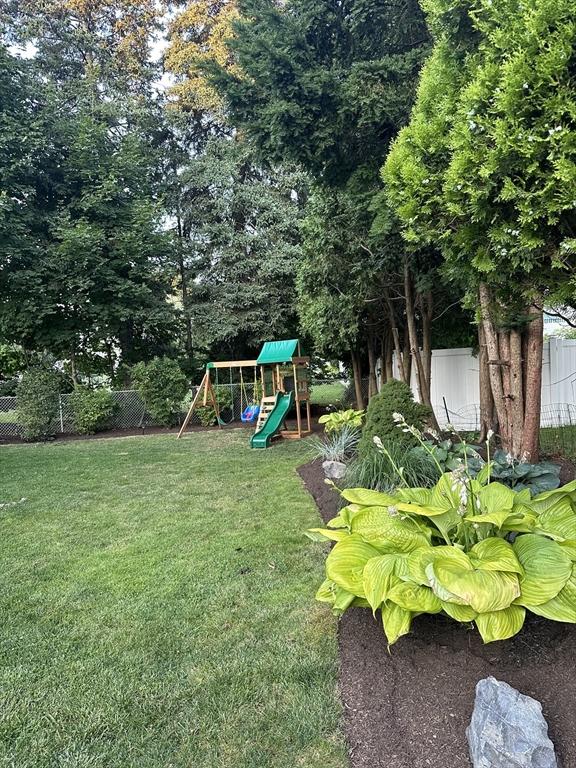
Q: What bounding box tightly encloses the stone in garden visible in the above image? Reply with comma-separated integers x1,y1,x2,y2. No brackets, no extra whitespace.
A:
467,677,559,768
322,460,347,480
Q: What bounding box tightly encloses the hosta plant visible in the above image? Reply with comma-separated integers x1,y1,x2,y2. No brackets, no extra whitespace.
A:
308,471,576,646
319,408,365,433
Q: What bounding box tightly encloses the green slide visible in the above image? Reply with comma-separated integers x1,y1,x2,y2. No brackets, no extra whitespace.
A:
250,391,294,449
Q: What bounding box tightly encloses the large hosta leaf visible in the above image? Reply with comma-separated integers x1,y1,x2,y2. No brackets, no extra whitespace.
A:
441,601,477,622
524,571,576,623
478,482,516,515
475,606,526,643
306,528,350,542
381,601,412,645
560,541,576,561
350,507,431,552
387,581,442,613
341,488,397,507
427,557,520,613
469,538,523,575
326,535,381,597
362,554,407,612
316,579,336,603
535,497,576,541
513,534,572,606
407,545,469,585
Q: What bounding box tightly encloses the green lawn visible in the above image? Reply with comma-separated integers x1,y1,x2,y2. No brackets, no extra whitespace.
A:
309,382,346,408
0,431,347,768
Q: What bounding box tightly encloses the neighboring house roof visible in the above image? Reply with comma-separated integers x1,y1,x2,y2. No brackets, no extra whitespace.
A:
256,339,300,365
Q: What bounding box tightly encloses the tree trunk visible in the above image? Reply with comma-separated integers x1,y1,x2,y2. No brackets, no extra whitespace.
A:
176,213,193,361
479,283,510,448
520,304,543,462
509,328,524,458
404,261,439,429
422,290,433,389
384,288,406,382
367,336,378,399
499,329,512,449
403,330,412,385
384,332,394,383
351,349,365,411
478,324,496,442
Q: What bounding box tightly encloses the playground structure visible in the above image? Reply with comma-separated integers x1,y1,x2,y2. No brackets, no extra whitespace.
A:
177,339,312,448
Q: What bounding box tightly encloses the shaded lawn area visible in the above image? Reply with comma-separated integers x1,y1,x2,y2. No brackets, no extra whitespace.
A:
0,431,347,768
309,382,346,408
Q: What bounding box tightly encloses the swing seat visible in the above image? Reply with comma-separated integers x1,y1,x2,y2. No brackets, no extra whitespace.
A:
241,404,260,423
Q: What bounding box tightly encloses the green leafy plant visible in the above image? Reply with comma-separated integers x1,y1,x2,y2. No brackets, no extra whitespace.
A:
196,386,233,427
131,357,188,427
16,366,61,441
345,443,439,492
487,450,560,496
309,423,576,646
358,380,431,456
311,425,360,463
319,408,364,433
70,387,117,435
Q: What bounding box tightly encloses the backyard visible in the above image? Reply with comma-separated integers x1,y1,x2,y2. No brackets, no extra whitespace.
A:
0,431,347,768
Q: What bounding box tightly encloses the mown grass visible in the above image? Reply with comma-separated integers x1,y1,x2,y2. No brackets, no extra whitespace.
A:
309,382,346,408
0,431,347,768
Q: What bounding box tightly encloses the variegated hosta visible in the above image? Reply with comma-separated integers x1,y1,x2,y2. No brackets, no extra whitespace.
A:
308,475,576,645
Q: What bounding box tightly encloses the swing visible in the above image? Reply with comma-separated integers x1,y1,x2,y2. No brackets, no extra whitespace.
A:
214,367,235,426
240,366,260,423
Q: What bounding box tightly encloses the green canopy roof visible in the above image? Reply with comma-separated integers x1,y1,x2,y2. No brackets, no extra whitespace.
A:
256,339,299,365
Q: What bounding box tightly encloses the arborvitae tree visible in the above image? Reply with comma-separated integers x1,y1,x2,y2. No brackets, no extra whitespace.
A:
384,0,576,459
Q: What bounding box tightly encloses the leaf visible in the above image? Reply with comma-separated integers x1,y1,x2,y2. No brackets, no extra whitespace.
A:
513,534,572,606
560,540,576,561
407,545,466,585
350,506,431,552
535,497,576,541
381,601,412,645
428,558,520,613
325,535,381,597
465,509,518,528
441,601,477,622
523,571,576,623
341,488,397,507
469,538,523,575
478,481,516,514
326,513,348,529
387,581,442,613
475,606,526,643
316,579,336,603
333,586,356,614
362,554,406,612
395,501,453,518
529,480,576,513
306,528,350,542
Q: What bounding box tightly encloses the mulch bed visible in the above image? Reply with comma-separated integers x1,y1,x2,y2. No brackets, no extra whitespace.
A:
298,458,576,768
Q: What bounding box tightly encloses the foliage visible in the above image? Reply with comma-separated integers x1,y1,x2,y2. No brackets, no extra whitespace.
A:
181,136,307,358
412,438,483,473
131,357,188,426
345,444,439,493
311,426,360,464
487,450,560,496
310,473,576,646
69,387,117,435
359,380,431,457
16,365,61,441
319,409,364,434
1,432,347,767
195,386,234,427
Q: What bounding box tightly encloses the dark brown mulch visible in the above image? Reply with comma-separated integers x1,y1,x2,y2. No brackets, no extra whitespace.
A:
298,458,576,768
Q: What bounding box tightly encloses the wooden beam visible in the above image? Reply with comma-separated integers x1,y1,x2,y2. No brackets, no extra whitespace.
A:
208,360,259,369
177,371,208,438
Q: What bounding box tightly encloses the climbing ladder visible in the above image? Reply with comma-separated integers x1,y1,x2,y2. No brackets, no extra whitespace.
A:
255,396,279,432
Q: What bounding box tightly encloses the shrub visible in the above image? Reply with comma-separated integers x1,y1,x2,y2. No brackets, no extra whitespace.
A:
309,474,576,646
131,357,188,427
196,386,233,427
319,408,364,433
16,366,61,441
359,379,431,457
345,443,439,492
70,387,117,435
311,425,360,463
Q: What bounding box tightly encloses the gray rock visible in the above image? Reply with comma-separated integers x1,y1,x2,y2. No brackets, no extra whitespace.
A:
322,460,347,480
467,677,559,768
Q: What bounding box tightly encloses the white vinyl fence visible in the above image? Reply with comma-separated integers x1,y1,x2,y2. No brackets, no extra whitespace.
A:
396,336,576,430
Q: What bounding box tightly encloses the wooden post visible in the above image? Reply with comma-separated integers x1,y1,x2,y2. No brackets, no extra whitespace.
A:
293,363,302,437
178,371,208,438
260,365,266,398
